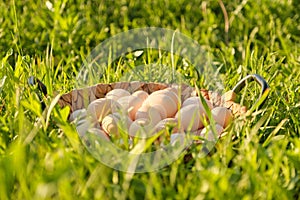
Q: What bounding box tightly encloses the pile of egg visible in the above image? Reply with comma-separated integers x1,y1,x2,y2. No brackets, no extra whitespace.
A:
70,87,233,144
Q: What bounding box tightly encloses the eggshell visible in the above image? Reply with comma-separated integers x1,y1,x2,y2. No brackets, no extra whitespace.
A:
200,124,224,141
154,118,179,134
182,96,213,110
76,117,100,137
106,89,130,100
117,95,143,120
165,87,179,95
87,128,110,141
150,89,179,106
175,104,207,131
135,105,162,125
211,107,233,128
132,90,149,101
175,106,199,131
102,113,132,136
69,108,87,122
128,118,155,138
135,104,150,119
87,98,121,122
151,104,168,119
144,94,177,117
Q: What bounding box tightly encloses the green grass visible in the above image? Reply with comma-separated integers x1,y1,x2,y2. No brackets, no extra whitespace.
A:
0,0,300,199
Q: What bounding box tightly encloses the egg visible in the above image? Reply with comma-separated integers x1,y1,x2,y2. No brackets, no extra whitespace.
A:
150,89,179,106
151,104,168,119
211,107,233,128
87,98,121,122
102,113,132,136
132,90,149,101
87,128,110,141
182,96,213,110
135,104,150,119
200,124,224,142
117,95,143,120
144,94,177,118
128,118,155,138
154,118,179,134
76,117,100,137
175,104,207,131
106,89,130,100
135,105,165,124
69,108,87,122
165,87,179,95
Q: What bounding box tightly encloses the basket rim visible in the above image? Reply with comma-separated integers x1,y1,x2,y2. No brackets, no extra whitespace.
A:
57,81,246,116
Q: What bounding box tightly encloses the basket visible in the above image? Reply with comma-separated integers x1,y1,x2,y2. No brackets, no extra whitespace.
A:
28,74,269,148
29,74,269,118
28,74,270,167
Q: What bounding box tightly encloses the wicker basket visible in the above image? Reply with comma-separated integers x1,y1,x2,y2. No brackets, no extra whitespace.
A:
29,74,269,123
57,81,247,117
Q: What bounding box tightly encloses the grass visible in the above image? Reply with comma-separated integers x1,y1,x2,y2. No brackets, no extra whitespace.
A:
0,0,300,199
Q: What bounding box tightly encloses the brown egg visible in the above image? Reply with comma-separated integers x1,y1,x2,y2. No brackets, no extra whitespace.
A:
136,106,162,125
106,89,130,101
69,108,87,122
102,113,132,136
144,94,177,118
151,104,168,119
87,98,121,122
128,118,155,138
182,96,213,110
200,124,224,141
150,89,179,106
132,90,149,101
135,104,150,119
117,95,143,120
154,118,179,134
87,128,110,141
211,107,233,128
175,104,207,131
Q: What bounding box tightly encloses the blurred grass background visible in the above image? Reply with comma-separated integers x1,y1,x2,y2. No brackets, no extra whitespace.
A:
0,0,299,199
